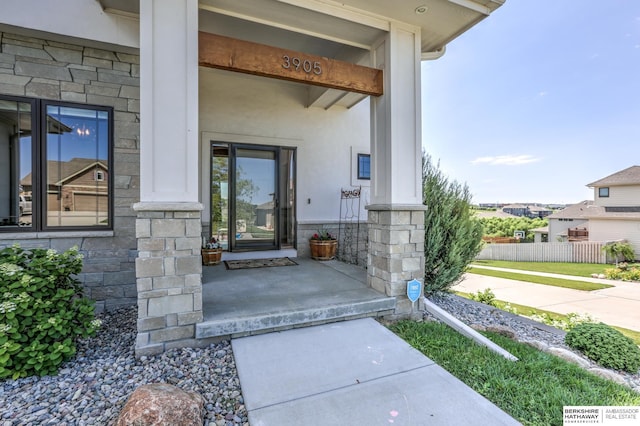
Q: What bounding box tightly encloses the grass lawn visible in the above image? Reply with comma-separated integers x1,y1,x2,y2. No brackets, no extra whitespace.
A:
455,291,640,345
390,320,640,426
467,267,613,291
472,260,611,277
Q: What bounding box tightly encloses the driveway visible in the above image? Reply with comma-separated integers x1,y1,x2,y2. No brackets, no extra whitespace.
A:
453,267,640,332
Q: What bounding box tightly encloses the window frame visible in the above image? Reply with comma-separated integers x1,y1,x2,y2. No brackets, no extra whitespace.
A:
357,153,370,180
0,95,114,233
598,187,609,198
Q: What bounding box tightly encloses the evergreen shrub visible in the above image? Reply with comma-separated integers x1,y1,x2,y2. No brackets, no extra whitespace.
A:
565,322,640,373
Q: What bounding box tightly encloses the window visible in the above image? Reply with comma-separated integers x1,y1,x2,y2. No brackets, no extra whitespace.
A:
357,153,370,180
0,95,112,232
598,187,609,198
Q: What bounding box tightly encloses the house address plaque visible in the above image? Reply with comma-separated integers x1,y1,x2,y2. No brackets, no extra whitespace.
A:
282,55,322,75
199,32,383,96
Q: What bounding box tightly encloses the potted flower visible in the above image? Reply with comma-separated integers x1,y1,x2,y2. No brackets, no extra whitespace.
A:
309,229,337,260
202,237,222,266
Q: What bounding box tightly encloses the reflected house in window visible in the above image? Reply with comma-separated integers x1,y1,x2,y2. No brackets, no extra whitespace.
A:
21,158,108,214
255,200,275,229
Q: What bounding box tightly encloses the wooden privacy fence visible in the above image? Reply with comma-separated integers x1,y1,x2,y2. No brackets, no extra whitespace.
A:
476,242,607,264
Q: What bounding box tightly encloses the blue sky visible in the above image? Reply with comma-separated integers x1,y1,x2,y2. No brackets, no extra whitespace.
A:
421,1,640,205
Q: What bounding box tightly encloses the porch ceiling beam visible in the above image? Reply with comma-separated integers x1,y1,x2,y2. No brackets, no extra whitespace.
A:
199,32,383,97
336,92,368,109
307,87,348,109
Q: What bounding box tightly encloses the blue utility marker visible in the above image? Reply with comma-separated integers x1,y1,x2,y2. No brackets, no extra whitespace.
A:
407,279,421,303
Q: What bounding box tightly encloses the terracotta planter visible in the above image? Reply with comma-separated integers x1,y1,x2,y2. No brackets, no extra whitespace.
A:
202,248,222,266
309,239,337,260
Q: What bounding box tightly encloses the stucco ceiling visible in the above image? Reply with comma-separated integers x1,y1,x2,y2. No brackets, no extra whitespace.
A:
99,0,504,55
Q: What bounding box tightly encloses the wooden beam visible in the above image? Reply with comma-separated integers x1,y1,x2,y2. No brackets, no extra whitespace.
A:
198,32,383,97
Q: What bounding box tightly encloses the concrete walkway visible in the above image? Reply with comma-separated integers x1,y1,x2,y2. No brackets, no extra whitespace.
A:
455,266,640,332
232,318,520,425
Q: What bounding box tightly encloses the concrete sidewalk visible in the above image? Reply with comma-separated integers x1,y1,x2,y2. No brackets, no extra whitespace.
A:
232,318,520,425
456,266,640,331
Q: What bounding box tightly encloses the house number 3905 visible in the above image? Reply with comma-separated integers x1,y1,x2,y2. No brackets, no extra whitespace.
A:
282,55,322,75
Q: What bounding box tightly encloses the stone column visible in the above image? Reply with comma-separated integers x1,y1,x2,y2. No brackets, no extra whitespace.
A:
134,204,203,356
135,0,201,356
367,205,425,319
368,23,425,318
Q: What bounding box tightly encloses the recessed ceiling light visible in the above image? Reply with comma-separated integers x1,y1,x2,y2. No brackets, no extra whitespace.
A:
415,5,428,14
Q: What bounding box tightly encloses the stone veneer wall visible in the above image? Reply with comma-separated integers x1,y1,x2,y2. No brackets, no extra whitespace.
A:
0,32,140,310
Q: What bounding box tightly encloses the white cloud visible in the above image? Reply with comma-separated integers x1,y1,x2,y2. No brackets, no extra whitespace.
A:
471,154,541,166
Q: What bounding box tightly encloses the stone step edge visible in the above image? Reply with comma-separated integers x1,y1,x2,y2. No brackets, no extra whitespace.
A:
196,298,396,339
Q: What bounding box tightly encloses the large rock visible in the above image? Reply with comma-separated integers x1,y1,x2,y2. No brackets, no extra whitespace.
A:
485,325,516,339
587,368,628,386
116,383,204,426
546,347,591,369
519,339,549,352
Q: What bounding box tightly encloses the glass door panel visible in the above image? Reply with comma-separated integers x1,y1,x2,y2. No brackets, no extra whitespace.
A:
279,148,296,247
232,147,277,250
210,144,229,250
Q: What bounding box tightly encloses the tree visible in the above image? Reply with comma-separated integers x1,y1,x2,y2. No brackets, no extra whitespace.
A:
601,241,636,266
479,216,548,242
423,154,484,294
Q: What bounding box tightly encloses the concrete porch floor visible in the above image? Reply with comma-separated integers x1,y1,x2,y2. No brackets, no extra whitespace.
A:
196,257,396,339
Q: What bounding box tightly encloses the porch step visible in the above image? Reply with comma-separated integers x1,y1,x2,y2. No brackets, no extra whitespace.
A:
195,297,396,339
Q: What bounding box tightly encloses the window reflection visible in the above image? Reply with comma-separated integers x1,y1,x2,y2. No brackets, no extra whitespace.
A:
45,106,109,227
0,99,33,229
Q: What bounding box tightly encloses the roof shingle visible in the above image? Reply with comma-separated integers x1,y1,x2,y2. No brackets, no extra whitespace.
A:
587,165,640,187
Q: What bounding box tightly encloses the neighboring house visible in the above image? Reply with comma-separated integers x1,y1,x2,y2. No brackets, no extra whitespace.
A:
478,203,507,209
502,204,528,217
547,200,593,242
545,166,640,258
528,205,553,219
531,226,549,243
502,203,552,218
0,0,505,355
20,158,109,226
585,166,640,258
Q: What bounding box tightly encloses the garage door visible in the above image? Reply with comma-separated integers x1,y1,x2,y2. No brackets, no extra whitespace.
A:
74,193,108,212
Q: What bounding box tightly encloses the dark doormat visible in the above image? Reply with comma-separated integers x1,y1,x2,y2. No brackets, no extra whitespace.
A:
223,257,298,270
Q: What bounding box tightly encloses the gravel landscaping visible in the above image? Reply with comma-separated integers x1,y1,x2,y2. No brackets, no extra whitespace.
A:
1,294,638,425
0,307,248,426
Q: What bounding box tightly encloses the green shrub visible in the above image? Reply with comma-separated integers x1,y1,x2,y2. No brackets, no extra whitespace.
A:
0,245,101,380
565,322,640,373
604,268,622,280
604,266,640,282
624,268,640,281
470,288,497,306
529,312,594,331
601,241,636,265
